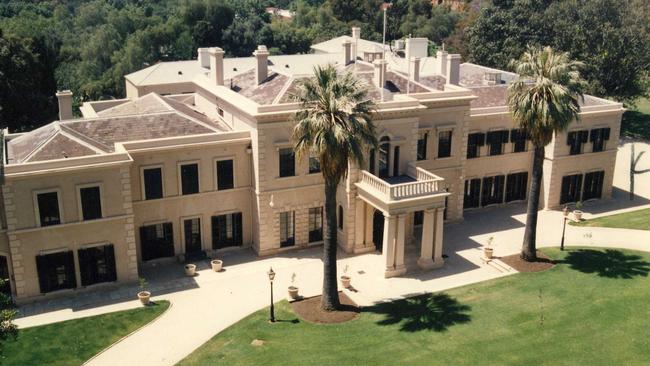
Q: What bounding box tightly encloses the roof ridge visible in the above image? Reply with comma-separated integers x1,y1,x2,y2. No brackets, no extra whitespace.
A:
57,127,107,154
273,76,296,105
22,129,61,163
59,123,112,152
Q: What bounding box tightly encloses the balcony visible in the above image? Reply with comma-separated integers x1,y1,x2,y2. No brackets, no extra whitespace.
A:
355,164,448,214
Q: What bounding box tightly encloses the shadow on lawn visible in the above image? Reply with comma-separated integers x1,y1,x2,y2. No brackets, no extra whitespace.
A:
365,293,471,332
562,249,650,279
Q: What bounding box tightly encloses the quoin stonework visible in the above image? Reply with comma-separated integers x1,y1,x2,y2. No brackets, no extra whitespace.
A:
0,28,622,303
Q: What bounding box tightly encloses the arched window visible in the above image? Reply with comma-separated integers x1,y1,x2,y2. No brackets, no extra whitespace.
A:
338,205,344,230
378,136,390,178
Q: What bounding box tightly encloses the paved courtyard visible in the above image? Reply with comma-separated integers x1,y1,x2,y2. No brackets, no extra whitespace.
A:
13,141,650,366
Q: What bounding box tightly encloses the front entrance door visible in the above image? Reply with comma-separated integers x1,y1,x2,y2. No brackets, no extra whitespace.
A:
184,218,202,257
372,210,384,252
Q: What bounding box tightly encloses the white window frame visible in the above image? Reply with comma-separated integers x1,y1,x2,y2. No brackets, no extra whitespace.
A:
140,164,165,200
76,183,105,221
33,188,64,227
214,156,236,191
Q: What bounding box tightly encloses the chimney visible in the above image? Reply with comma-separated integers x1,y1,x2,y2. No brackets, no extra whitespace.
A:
253,45,269,85
437,49,448,78
198,48,210,68
446,54,461,85
410,57,420,82
351,27,361,40
56,90,73,120
373,59,387,89
209,47,225,86
342,40,352,66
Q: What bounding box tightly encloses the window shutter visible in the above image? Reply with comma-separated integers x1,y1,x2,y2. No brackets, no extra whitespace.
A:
580,130,589,143
496,175,505,203
65,251,77,289
163,223,174,257
36,255,50,293
567,132,575,145
509,129,518,143
603,128,610,140
501,130,509,143
476,133,485,146
105,244,117,282
78,248,91,286
234,212,243,246
589,129,598,142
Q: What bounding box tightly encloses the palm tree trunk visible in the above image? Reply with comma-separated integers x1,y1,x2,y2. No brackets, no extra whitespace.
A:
522,146,544,261
321,179,340,310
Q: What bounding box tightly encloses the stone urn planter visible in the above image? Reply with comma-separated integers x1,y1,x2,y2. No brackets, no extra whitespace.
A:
185,264,197,277
340,275,351,289
288,286,299,300
573,210,583,221
211,259,223,272
137,291,151,305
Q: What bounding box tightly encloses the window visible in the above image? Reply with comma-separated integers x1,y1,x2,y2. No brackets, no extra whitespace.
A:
216,159,234,190
338,205,344,230
481,175,505,206
36,191,61,226
583,171,604,200
142,167,163,200
309,150,321,174
590,128,610,153
567,130,589,155
183,218,202,254
413,210,423,226
393,146,400,176
78,244,117,286
212,212,242,249
486,130,509,156
308,207,323,242
79,186,102,220
279,148,295,177
139,222,175,261
378,136,390,178
463,178,481,209
505,172,528,202
0,256,9,295
368,149,376,174
180,163,199,195
510,128,527,153
560,174,583,204
279,211,295,247
36,251,76,293
437,130,452,158
417,132,428,161
467,133,485,159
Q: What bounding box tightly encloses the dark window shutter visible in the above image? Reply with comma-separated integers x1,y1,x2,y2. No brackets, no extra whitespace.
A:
163,223,174,257
580,130,589,143
501,130,509,143
105,244,117,282
65,251,77,289
477,133,485,146
567,132,575,145
234,212,243,246
603,128,610,140
36,255,50,293
78,248,91,286
495,175,505,203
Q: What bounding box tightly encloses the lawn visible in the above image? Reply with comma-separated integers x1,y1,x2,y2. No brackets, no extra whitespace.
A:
622,97,650,140
569,208,650,230
180,248,650,366
1,300,169,366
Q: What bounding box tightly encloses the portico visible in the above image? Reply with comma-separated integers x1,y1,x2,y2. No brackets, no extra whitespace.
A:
354,164,449,278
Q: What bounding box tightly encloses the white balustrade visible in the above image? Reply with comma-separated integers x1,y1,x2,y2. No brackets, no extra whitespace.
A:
358,168,444,201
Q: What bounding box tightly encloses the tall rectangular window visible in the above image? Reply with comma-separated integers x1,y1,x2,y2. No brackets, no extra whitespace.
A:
36,251,76,293
139,222,175,261
308,207,323,243
510,128,527,153
463,178,481,209
212,212,243,249
505,172,528,202
180,163,199,195
37,191,61,226
393,146,400,175
279,148,295,177
279,211,295,247
567,130,589,155
309,150,321,174
143,167,163,200
467,133,485,159
216,159,234,190
560,174,583,204
79,186,102,221
417,132,428,161
583,171,604,200
590,128,610,153
437,130,452,158
183,218,202,254
481,175,505,206
487,130,509,156
78,244,117,287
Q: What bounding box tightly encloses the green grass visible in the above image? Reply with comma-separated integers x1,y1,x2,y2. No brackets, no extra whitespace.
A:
180,248,650,366
622,97,650,140
1,300,169,366
569,208,650,230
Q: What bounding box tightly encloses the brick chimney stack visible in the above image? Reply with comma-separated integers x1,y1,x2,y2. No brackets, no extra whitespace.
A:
253,45,270,85
56,90,73,120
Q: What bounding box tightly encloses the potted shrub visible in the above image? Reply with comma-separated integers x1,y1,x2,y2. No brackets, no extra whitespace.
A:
288,273,299,299
573,201,583,221
137,278,151,305
211,259,223,272
484,236,494,259
185,263,197,277
340,265,351,289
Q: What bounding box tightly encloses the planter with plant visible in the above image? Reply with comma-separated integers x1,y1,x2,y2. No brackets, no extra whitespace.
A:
484,236,495,259
211,259,223,272
185,263,197,277
288,272,299,299
137,278,151,305
573,201,583,221
340,265,351,289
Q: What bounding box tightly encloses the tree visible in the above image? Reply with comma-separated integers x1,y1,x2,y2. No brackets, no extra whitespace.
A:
0,279,17,349
292,65,377,310
507,46,586,261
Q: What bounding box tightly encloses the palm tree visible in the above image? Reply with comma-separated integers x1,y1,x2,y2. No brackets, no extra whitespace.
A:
507,46,586,261
292,65,377,310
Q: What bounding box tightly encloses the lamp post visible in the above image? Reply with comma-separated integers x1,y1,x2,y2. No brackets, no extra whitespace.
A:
267,267,276,323
560,206,569,251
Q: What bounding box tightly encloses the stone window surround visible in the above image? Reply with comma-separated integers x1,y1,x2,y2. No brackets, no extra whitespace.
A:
32,188,65,227
75,182,105,222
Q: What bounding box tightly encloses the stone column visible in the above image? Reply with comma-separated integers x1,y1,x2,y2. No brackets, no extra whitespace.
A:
382,214,397,278
417,209,435,269
394,214,407,273
364,205,374,247
433,207,445,268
